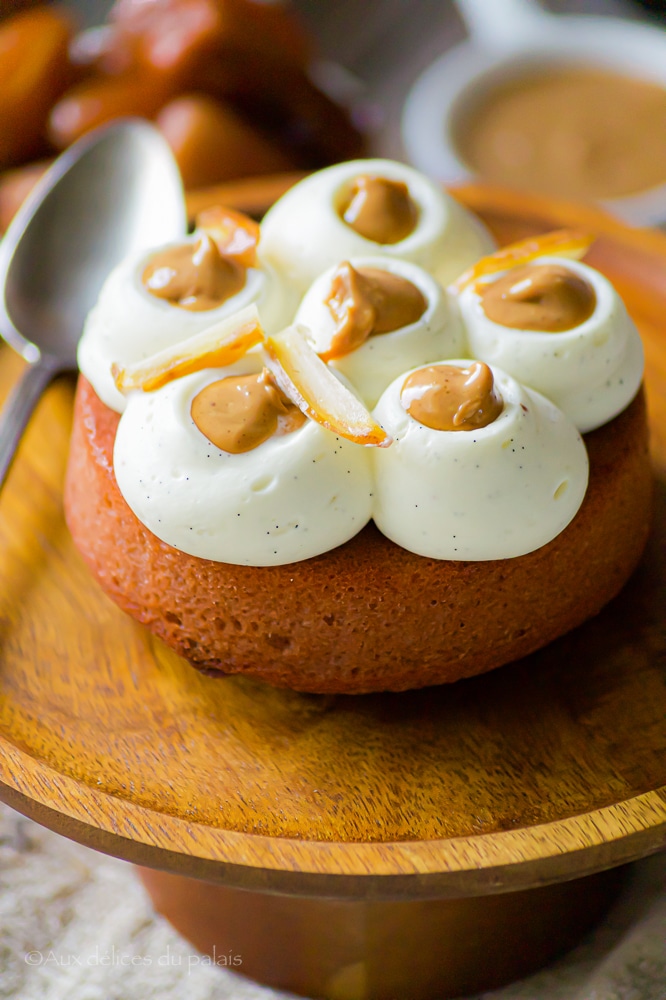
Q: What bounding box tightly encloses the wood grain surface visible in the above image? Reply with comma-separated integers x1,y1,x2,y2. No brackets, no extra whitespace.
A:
0,183,664,899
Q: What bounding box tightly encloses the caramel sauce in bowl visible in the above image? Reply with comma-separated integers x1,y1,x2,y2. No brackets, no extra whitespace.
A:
402,3,666,226
455,66,666,203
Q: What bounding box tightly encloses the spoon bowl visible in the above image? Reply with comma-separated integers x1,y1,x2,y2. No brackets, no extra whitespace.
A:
0,119,186,488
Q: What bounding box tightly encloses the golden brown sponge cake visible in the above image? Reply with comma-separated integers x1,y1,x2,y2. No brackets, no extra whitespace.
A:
65,376,652,694
66,161,654,693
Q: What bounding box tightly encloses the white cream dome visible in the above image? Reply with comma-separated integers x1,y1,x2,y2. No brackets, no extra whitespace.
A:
371,361,589,560
457,256,643,433
113,363,374,567
78,233,298,414
259,158,495,294
294,256,466,408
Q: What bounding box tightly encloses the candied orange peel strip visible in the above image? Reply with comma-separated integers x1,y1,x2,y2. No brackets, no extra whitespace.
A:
195,206,260,268
264,325,392,448
450,229,595,293
112,305,265,393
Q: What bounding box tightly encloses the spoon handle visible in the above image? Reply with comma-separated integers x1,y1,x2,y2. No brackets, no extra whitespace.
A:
0,355,64,491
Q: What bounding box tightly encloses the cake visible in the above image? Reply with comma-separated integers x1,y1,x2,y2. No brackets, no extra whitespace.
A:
64,159,653,693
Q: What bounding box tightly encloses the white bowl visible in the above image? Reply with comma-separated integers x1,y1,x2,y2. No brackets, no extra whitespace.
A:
402,3,666,227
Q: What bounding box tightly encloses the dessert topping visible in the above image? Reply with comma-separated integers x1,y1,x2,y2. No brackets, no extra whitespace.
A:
195,206,260,269
451,229,594,293
264,324,392,447
142,233,245,311
322,262,428,360
112,304,265,393
401,362,503,431
373,364,589,562
457,257,644,434
191,368,305,454
339,175,418,244
479,263,596,332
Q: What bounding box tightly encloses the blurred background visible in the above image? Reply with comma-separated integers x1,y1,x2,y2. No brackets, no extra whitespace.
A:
1,0,666,228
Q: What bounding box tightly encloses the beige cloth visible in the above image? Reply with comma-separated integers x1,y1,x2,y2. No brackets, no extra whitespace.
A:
0,801,664,999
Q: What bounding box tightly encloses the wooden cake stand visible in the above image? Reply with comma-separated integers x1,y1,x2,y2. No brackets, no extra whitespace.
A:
0,183,664,1000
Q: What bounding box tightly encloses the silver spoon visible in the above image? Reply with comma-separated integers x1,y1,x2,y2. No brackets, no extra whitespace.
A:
0,118,186,489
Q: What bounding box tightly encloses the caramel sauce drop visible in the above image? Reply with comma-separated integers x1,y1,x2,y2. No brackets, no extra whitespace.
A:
191,370,305,454
323,262,427,361
479,264,596,332
401,363,503,431
339,175,418,244
143,234,246,311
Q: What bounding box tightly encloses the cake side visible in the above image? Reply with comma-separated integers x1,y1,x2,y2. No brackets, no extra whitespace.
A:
65,376,653,694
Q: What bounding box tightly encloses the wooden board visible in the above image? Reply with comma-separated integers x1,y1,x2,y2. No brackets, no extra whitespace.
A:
0,182,664,900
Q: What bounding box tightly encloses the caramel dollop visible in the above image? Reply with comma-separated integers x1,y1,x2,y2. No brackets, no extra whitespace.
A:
401,363,503,431
322,262,427,361
479,264,596,332
142,234,246,311
339,175,418,244
191,369,305,453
